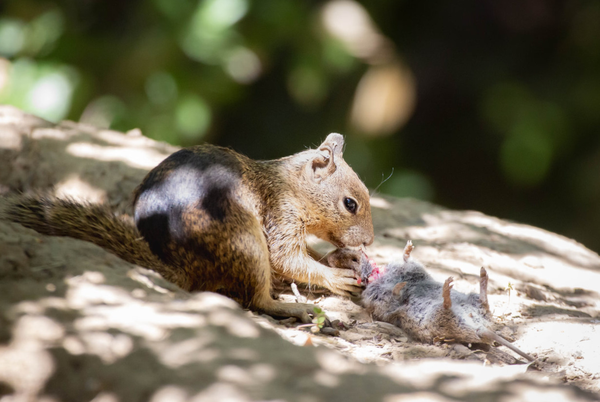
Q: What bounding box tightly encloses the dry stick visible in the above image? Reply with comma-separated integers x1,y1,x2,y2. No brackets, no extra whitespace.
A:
290,282,307,303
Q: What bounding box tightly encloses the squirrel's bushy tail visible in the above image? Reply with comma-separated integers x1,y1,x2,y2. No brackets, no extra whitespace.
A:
3,195,176,283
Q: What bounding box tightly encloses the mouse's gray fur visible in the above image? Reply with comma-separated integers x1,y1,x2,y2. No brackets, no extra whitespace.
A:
362,241,534,361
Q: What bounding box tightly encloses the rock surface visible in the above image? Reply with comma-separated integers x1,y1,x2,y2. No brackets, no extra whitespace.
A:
1,105,599,401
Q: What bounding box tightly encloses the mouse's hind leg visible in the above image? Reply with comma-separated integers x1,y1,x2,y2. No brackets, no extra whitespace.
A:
403,240,414,262
443,277,454,309
393,281,407,296
479,267,490,312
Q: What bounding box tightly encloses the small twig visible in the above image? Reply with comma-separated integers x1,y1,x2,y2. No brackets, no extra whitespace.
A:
291,282,307,303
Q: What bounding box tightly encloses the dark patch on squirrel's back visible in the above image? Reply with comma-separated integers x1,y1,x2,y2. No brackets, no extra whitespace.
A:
133,145,244,263
135,211,174,262
201,183,230,222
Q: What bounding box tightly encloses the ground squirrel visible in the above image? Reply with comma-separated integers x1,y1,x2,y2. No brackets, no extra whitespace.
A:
5,133,374,321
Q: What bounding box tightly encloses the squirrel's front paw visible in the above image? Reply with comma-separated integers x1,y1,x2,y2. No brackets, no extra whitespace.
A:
326,267,363,297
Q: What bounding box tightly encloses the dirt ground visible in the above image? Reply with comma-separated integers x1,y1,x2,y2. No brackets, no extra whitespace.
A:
270,201,600,395
1,105,599,401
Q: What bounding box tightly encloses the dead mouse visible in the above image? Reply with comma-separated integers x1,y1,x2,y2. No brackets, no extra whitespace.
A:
362,241,534,362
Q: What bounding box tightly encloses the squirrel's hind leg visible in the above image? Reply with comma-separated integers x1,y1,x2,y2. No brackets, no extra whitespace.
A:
195,208,315,323
243,226,314,323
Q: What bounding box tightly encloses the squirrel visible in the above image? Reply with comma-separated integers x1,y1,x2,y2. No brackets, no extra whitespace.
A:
4,133,374,322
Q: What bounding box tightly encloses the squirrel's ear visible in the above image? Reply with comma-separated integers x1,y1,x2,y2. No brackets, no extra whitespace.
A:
309,134,344,183
318,133,344,158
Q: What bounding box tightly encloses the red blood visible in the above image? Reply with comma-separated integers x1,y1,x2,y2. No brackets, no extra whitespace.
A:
358,251,387,284
368,261,386,282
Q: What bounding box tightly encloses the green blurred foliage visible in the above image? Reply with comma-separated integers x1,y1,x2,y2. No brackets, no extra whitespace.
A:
1,0,600,252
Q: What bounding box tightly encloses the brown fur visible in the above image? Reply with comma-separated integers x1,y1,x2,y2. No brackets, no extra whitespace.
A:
4,134,374,322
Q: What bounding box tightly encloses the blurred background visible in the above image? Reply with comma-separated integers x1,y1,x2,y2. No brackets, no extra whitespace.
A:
1,0,599,252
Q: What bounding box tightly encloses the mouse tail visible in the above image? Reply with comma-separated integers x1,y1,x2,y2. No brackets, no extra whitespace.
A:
478,328,535,362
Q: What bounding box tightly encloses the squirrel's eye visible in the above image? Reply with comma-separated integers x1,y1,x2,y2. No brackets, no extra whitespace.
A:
344,197,357,214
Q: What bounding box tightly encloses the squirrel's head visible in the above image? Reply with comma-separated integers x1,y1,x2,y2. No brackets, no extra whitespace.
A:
299,133,374,248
